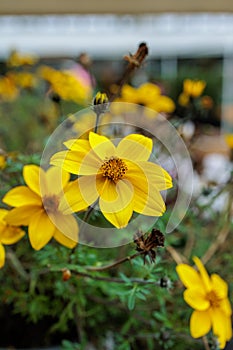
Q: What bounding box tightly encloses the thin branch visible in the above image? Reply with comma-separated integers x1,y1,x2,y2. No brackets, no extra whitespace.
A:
73,270,160,285
85,250,145,271
202,224,230,265
165,245,188,264
6,249,30,281
202,336,211,350
202,192,232,265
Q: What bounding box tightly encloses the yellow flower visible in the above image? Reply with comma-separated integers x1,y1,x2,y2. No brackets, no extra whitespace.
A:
7,50,38,67
39,66,92,105
115,83,175,115
224,134,233,149
0,155,6,170
0,76,19,102
3,165,79,250
178,92,190,107
176,257,232,349
183,79,206,98
8,72,38,89
0,209,25,268
93,92,108,105
50,132,172,229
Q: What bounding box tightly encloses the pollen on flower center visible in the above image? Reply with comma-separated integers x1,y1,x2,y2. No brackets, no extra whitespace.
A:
206,290,221,307
43,195,59,213
100,157,128,182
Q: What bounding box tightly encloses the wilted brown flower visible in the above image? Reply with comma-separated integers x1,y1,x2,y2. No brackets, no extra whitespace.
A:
134,228,165,263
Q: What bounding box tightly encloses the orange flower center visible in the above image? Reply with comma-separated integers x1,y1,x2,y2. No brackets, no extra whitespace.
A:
43,195,59,213
100,157,128,182
206,290,221,308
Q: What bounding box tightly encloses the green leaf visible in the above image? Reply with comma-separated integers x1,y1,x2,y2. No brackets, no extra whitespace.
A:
127,286,137,310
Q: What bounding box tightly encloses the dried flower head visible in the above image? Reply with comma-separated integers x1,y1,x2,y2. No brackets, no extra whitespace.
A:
124,42,149,68
134,228,165,263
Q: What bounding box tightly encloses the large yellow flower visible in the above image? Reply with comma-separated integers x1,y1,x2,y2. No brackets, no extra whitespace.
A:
50,132,172,229
0,209,25,268
176,257,232,349
3,165,79,250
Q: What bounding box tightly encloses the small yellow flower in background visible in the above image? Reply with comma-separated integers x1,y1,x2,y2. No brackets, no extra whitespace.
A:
114,82,175,115
0,75,19,102
8,72,38,90
0,155,6,170
0,209,25,268
178,92,190,107
183,79,206,98
3,165,79,250
176,256,232,349
51,132,172,229
7,50,38,67
39,66,92,105
224,134,233,149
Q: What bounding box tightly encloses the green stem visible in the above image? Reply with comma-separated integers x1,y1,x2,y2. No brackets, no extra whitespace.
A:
6,249,29,281
94,112,101,133
85,250,145,271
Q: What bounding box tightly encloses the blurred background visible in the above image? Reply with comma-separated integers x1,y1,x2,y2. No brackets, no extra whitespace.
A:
0,1,233,154
0,1,233,152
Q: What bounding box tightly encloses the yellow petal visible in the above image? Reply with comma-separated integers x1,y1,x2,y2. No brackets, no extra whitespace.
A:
193,256,211,292
184,288,210,311
137,161,173,190
100,179,133,211
64,138,91,152
60,176,100,214
45,166,70,195
211,273,228,299
51,149,100,175
219,298,232,317
64,139,102,175
0,243,5,268
50,150,80,175
190,310,211,338
211,308,231,349
50,212,78,242
176,264,204,289
79,174,103,204
89,132,116,160
53,228,78,248
116,134,152,161
225,314,233,341
99,179,134,228
5,205,41,226
125,162,165,216
3,186,41,207
23,165,47,196
1,226,25,245
0,209,8,221
100,201,133,229
28,210,55,250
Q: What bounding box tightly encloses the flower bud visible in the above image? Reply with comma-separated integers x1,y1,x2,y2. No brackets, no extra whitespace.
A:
93,92,109,114
62,269,71,281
